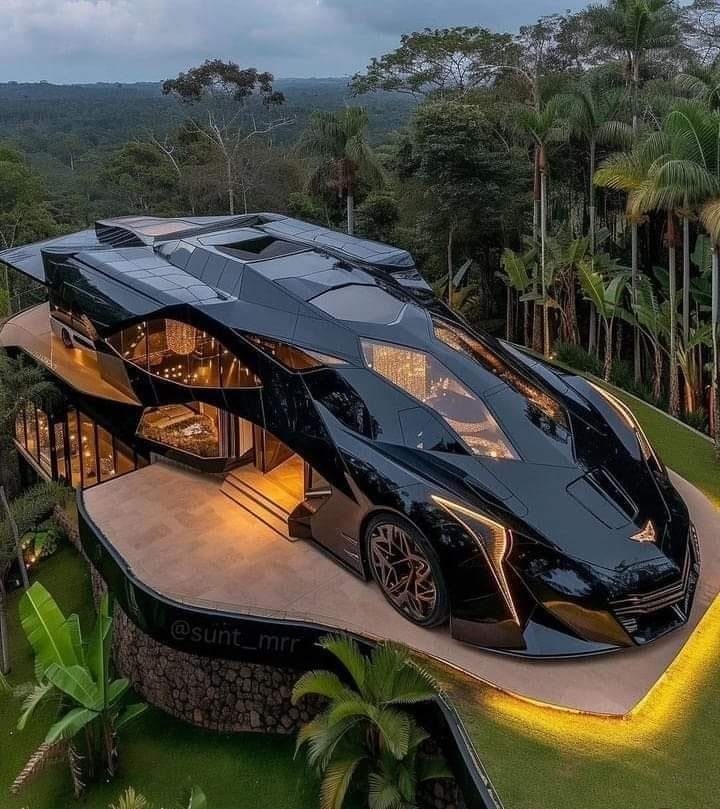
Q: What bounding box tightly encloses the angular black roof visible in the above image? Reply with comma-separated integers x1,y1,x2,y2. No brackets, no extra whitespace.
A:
0,214,434,362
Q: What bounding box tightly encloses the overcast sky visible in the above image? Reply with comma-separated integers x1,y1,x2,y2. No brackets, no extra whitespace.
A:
0,0,588,84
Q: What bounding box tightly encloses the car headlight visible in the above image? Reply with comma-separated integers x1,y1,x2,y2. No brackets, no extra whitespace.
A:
588,382,664,473
431,495,519,623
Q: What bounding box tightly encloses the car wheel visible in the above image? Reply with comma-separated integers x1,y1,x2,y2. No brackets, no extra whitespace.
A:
365,514,449,627
60,328,73,348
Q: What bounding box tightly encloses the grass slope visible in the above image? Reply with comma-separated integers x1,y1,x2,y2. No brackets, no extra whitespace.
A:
435,390,720,809
0,547,317,809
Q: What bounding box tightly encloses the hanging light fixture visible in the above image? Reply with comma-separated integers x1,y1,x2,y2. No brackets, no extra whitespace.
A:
165,319,196,355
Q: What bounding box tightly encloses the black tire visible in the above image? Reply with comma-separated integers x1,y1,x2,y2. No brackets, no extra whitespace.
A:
365,513,449,628
60,328,73,349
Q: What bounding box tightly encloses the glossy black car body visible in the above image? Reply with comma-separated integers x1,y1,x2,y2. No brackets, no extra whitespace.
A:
1,213,699,657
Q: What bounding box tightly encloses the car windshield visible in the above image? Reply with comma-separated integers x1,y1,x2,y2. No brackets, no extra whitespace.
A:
360,339,519,459
432,316,569,431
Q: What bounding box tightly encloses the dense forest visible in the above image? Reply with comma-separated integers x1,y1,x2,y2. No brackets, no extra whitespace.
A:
2,0,720,453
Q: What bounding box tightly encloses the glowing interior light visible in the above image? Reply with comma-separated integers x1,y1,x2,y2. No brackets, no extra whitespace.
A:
432,495,519,623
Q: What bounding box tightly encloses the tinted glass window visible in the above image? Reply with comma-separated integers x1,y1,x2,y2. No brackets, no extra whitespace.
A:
108,319,260,389
310,285,405,323
361,340,518,459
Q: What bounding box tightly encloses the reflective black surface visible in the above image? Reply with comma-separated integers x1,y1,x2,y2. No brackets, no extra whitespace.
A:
0,214,699,657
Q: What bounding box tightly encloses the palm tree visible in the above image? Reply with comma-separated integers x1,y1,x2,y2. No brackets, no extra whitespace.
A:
587,0,681,384
292,635,451,809
13,584,146,796
298,107,383,235
514,98,564,357
632,276,666,400
0,350,57,428
560,74,633,351
595,103,720,450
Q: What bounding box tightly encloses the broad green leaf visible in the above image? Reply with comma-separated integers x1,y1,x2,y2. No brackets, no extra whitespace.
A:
319,636,368,696
107,677,130,707
292,670,356,705
45,663,100,710
115,702,147,731
19,582,79,678
45,706,96,744
320,755,365,809
186,785,208,809
64,614,85,670
87,592,112,707
17,681,54,730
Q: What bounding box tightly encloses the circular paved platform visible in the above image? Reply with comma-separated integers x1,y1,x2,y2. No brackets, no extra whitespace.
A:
83,463,719,716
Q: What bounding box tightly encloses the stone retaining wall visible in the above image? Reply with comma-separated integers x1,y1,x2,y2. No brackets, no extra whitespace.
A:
56,503,468,808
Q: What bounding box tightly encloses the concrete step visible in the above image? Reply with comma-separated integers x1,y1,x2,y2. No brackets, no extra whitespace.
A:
220,473,302,542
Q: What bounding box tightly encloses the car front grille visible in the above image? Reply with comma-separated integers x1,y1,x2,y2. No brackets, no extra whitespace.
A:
611,524,699,641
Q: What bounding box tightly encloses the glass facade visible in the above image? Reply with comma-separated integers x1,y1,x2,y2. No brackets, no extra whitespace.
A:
137,403,222,458
14,402,142,489
108,319,260,388
361,340,519,460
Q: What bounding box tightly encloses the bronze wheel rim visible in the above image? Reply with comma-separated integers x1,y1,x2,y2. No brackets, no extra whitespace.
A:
369,522,438,622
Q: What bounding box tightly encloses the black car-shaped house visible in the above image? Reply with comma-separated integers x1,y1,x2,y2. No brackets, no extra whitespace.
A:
0,214,699,657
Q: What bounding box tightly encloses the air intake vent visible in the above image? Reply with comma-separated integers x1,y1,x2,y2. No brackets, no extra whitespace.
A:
95,223,145,248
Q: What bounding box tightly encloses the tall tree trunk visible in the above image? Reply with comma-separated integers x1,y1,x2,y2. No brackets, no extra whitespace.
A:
447,223,455,309
604,320,613,381
668,216,680,416
631,57,641,386
631,221,641,384
589,308,597,354
0,583,10,675
346,192,354,236
523,300,530,347
652,342,663,402
682,211,694,412
712,246,720,455
532,147,542,352
226,158,234,216
588,140,597,355
540,150,550,357
506,287,513,341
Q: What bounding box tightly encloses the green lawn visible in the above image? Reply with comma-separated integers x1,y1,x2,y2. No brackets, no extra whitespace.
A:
434,388,720,809
0,547,318,809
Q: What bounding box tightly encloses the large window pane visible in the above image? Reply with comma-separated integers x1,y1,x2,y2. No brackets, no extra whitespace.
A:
109,318,258,388
15,409,26,447
79,413,98,487
361,340,519,460
107,321,147,367
115,438,136,476
137,403,221,457
25,405,38,459
97,426,116,482
54,422,67,482
36,409,51,472
67,408,81,487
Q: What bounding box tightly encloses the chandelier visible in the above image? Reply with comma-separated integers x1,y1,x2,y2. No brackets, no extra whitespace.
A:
165,319,196,355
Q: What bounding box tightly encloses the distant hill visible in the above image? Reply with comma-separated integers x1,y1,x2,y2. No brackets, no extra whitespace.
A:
0,78,417,154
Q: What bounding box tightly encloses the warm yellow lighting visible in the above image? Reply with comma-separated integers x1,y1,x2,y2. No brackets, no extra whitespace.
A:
165,319,196,355
432,495,518,623
455,592,720,756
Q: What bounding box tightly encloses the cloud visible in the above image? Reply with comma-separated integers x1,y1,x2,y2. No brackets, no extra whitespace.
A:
0,0,585,82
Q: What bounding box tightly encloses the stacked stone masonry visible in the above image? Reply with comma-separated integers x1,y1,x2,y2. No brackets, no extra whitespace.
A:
56,505,468,809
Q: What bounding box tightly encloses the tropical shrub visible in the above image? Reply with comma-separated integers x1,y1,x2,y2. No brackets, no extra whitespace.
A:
12,583,146,797
554,341,602,375
109,785,207,809
293,635,452,809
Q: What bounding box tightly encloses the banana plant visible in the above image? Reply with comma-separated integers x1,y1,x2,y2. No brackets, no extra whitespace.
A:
499,246,536,344
13,583,146,796
578,258,629,381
